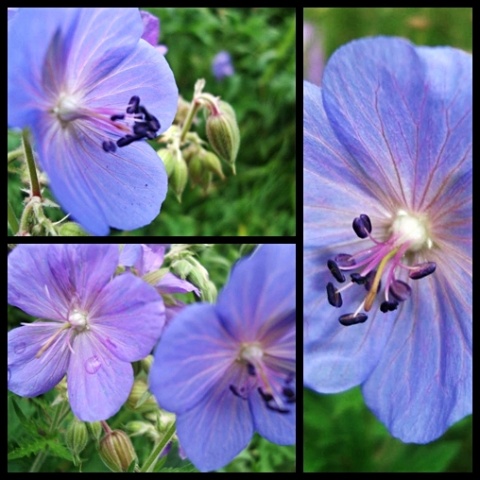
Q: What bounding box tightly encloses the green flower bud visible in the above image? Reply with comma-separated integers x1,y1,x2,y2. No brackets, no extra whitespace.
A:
170,154,188,203
126,379,159,413
171,258,193,279
140,354,154,374
65,418,88,459
99,430,137,472
125,421,160,442
87,421,103,442
202,150,225,180
206,101,240,172
157,148,176,177
174,96,191,125
58,222,89,236
187,155,205,187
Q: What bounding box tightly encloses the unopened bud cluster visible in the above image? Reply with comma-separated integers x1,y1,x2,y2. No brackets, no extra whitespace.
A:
156,79,240,201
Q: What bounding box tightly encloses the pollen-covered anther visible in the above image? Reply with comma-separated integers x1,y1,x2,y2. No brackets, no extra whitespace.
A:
339,313,368,326
326,282,342,307
409,262,436,279
327,259,345,283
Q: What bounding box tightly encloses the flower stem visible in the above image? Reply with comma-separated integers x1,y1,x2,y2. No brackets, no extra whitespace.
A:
139,421,176,473
180,101,200,143
22,129,42,199
8,201,19,234
100,420,112,434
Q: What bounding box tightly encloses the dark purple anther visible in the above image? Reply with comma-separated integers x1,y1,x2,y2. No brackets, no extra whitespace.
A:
102,140,116,153
389,280,412,301
148,116,161,131
339,312,368,326
133,123,151,137
258,387,273,402
229,384,247,399
351,273,367,285
380,300,398,313
335,253,356,267
258,388,290,414
126,95,140,114
117,134,141,148
327,282,342,308
110,114,125,121
247,362,256,376
409,262,436,280
352,214,372,239
327,259,345,283
283,387,296,403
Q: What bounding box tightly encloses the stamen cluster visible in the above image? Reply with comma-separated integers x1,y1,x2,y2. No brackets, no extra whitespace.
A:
326,213,436,326
102,96,161,153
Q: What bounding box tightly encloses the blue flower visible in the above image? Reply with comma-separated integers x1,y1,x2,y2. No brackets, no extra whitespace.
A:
8,245,165,421
149,244,296,471
304,37,471,443
8,8,178,235
212,50,234,80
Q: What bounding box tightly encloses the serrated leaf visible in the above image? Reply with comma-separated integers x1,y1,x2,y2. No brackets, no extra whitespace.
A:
8,438,50,460
10,397,40,437
44,439,74,462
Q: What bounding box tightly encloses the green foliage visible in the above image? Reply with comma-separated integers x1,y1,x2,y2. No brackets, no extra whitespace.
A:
304,388,472,472
305,7,472,59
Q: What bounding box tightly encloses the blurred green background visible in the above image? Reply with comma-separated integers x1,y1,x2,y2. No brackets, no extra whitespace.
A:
8,8,295,236
304,7,472,473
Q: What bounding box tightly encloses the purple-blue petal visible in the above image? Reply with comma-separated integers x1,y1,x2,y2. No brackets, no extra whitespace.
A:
67,330,134,421
34,119,167,236
8,8,143,128
249,384,295,445
119,244,143,269
84,39,177,137
140,10,160,47
8,245,119,320
149,303,237,415
362,271,471,443
322,37,471,212
8,324,70,397
176,380,253,472
216,244,296,342
89,272,165,362
155,272,200,296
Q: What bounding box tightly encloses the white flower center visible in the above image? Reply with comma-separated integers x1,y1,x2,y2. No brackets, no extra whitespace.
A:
53,93,82,122
391,210,432,252
240,343,263,363
68,309,88,330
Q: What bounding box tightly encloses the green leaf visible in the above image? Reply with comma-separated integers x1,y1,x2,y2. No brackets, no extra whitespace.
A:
10,396,41,437
44,439,74,462
8,438,50,460
389,441,462,472
160,463,198,473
